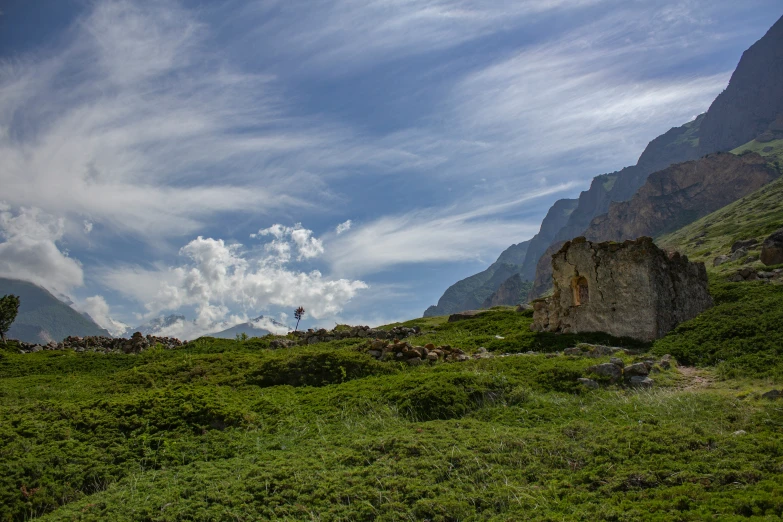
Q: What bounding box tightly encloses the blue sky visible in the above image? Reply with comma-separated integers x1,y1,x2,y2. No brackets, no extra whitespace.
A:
0,0,780,337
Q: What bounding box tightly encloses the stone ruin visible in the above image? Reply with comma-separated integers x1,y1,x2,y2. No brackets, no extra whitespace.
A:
530,236,713,341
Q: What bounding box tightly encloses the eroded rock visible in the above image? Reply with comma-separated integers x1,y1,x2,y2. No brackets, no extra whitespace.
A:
761,228,783,266
531,237,713,341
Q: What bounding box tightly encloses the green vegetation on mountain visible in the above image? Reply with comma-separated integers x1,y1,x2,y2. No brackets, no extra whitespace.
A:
657,172,783,272
0,279,109,343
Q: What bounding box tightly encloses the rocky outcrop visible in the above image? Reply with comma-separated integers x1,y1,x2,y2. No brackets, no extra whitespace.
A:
698,16,783,154
531,237,712,341
14,333,184,354
583,153,779,242
481,274,532,308
423,238,529,317
761,227,783,265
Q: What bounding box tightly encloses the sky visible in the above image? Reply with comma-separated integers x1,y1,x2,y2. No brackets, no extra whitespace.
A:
0,0,780,338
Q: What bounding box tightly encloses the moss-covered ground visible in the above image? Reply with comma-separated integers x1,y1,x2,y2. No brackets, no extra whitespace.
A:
2,277,783,521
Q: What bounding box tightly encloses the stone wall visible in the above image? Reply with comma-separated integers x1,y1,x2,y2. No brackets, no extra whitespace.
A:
531,237,712,341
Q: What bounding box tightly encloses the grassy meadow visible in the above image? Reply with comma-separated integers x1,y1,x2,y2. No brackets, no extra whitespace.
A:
2,275,783,521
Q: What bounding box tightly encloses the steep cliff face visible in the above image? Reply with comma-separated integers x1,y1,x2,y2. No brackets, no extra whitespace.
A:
519,199,578,280
583,153,780,242
480,274,533,308
551,115,705,246
423,241,529,317
698,16,783,154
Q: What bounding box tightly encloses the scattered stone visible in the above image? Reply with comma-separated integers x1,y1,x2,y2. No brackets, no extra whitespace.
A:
406,357,424,366
494,335,505,340
586,363,623,383
610,357,624,367
563,347,583,356
659,354,675,369
761,389,782,400
629,376,654,388
761,228,783,266
713,255,731,267
624,363,650,377
477,347,488,354
577,378,599,390
731,239,758,252
531,237,712,341
732,430,747,436
730,248,748,261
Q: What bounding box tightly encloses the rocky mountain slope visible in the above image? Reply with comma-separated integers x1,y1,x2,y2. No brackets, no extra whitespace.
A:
529,151,781,298
0,278,109,343
523,15,783,298
423,241,529,317
584,152,780,243
208,316,288,339
480,274,533,308
697,16,783,154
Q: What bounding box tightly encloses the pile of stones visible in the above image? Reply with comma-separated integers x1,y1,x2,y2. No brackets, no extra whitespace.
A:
581,353,675,389
15,332,184,354
270,325,421,348
727,267,783,282
360,339,469,364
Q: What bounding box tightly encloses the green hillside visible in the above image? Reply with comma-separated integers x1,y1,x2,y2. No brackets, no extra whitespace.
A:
657,171,783,275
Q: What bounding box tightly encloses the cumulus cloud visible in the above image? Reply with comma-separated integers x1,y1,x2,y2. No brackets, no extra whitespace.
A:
98,233,367,332
78,295,129,336
0,205,84,294
255,223,324,261
335,220,352,235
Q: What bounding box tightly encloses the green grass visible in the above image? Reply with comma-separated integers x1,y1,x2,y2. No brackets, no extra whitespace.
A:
2,297,783,521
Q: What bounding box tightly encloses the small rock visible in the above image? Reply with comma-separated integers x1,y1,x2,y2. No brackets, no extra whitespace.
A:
426,353,439,361
732,430,747,436
609,357,624,367
494,335,504,340
713,255,730,267
406,357,424,366
761,389,782,400
623,362,649,377
368,350,382,359
760,228,783,266
563,347,582,356
731,239,758,252
586,363,622,382
577,378,599,390
731,248,748,261
477,347,487,354
629,376,654,388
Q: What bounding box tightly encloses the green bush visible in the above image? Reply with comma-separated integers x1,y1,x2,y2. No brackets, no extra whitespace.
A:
652,279,783,377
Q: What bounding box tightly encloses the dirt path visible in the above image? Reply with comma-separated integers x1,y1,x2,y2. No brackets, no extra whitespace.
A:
676,366,716,390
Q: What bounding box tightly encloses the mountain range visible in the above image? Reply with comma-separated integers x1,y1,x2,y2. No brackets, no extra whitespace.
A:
0,278,110,343
426,14,783,315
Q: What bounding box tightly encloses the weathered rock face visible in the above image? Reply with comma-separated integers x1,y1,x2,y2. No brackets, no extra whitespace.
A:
531,237,713,341
761,228,783,265
583,152,779,243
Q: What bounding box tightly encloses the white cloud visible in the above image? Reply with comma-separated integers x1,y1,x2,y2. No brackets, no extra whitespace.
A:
256,223,324,261
335,220,352,235
327,183,573,276
83,221,93,234
0,205,84,294
99,233,367,331
78,295,129,336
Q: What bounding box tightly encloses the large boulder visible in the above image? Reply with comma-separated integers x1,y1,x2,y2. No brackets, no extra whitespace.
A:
760,228,783,266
